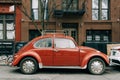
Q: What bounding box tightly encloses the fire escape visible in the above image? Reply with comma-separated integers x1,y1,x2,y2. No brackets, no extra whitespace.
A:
53,0,86,18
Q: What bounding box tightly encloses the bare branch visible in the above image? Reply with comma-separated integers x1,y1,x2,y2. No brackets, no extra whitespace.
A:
11,0,42,34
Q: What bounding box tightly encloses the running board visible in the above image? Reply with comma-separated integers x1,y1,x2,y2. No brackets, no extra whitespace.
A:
43,66,87,69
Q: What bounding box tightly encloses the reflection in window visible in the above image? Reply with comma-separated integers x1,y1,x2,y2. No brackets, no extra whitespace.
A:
54,38,75,48
92,10,98,20
102,10,108,20
34,38,52,48
7,22,14,30
92,0,109,20
0,31,3,39
7,31,15,39
32,0,48,20
0,23,3,30
92,0,98,9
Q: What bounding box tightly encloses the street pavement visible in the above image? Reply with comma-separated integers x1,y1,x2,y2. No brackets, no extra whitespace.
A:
0,66,120,80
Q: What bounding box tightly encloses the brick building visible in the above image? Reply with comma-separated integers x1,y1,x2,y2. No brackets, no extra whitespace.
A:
0,0,120,56
21,0,120,45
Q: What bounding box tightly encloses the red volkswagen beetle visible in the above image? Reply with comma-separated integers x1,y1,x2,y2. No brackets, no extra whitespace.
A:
12,33,109,75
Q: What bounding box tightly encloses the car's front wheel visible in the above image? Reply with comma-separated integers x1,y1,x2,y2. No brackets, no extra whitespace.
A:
88,58,105,75
20,57,38,74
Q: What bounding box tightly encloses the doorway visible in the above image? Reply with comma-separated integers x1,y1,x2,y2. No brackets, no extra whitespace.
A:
62,23,78,41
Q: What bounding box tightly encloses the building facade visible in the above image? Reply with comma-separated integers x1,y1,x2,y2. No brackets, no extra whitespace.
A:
21,0,120,45
0,0,22,42
0,0,120,56
0,0,21,56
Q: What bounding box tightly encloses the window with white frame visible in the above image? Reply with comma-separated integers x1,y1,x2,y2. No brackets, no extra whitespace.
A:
0,14,15,40
92,0,109,20
31,0,48,20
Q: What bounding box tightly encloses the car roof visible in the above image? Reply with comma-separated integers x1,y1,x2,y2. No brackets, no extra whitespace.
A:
31,33,75,42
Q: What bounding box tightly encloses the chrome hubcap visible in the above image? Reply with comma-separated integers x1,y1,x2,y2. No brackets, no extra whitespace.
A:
22,60,35,73
91,61,103,74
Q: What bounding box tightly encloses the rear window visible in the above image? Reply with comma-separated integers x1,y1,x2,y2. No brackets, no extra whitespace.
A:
34,38,52,48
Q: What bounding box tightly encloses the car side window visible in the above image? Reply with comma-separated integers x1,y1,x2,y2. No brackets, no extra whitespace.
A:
54,38,76,48
34,38,52,48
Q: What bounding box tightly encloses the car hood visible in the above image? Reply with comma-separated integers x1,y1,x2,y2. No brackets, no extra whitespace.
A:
78,46,102,54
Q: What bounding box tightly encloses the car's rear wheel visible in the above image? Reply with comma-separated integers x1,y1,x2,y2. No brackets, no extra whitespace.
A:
20,57,38,74
88,58,105,75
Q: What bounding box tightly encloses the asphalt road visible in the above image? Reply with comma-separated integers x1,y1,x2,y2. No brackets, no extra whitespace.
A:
0,66,120,80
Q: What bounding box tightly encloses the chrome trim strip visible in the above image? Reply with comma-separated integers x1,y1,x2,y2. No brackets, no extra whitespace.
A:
39,63,43,68
42,65,87,69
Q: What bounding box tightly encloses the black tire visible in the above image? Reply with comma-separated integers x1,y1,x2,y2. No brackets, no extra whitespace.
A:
88,58,105,75
20,57,38,74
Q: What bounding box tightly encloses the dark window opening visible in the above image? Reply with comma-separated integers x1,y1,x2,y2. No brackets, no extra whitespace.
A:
62,23,78,42
86,30,111,42
29,30,41,41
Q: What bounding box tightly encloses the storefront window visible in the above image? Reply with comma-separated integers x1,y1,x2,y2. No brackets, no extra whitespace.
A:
86,30,111,42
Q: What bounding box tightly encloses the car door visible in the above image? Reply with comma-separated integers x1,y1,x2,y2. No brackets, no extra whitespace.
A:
33,38,54,66
53,38,80,66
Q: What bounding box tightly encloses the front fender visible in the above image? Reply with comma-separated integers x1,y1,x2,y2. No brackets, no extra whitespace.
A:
12,51,42,67
80,52,109,68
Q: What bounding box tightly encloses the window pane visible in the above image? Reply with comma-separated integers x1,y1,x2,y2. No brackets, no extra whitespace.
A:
0,23,3,30
87,35,92,41
0,15,4,19
6,15,14,19
86,30,111,42
6,22,14,30
92,0,98,9
34,38,52,48
92,10,98,20
102,0,108,8
103,36,108,42
102,10,108,20
92,0,109,20
95,35,100,41
32,0,38,8
33,9,38,20
0,31,3,39
55,38,75,48
32,0,48,20
7,31,15,39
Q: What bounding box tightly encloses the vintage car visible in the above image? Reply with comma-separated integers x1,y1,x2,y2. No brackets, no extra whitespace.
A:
12,33,109,75
109,46,120,66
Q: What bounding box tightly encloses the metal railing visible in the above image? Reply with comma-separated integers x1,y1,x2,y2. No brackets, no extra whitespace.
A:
0,41,14,55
